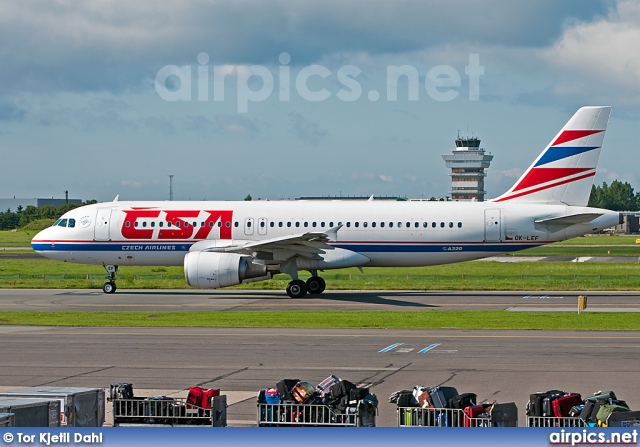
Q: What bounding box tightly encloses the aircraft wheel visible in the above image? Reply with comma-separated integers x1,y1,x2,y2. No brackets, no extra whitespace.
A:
103,281,117,294
306,276,326,294
286,280,307,298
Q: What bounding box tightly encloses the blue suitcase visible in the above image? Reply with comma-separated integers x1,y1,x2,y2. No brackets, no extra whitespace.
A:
429,386,458,408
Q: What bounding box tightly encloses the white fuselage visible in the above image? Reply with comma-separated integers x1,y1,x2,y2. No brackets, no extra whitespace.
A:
32,200,620,268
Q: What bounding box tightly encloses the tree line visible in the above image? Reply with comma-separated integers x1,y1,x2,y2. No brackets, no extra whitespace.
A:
0,201,97,230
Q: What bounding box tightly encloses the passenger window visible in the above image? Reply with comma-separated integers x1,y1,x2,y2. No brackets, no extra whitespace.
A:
226,221,230,228
389,222,393,228
406,222,410,228
247,222,252,227
193,221,197,227
312,222,317,227
142,222,147,227
321,222,325,228
355,222,360,228
398,222,402,228
415,222,419,228
126,222,130,227
287,222,291,227
304,222,308,227
151,222,155,227
159,222,164,227
279,222,283,227
184,222,189,227
423,222,428,228
371,222,376,228
458,222,462,228
295,222,300,227
176,221,181,227
432,222,436,228
440,222,445,228
234,222,239,227
134,222,138,227
449,222,453,228
269,222,274,227
346,222,351,228
380,222,385,228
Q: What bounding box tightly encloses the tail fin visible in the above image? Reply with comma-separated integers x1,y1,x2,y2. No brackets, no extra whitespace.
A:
493,106,611,206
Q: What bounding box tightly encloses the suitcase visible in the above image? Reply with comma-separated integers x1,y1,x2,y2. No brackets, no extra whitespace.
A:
396,392,418,408
316,375,341,397
349,387,370,401
585,390,617,403
110,382,134,400
528,390,564,417
607,410,640,427
265,388,280,405
187,386,205,407
552,393,582,417
596,404,630,427
429,386,459,408
543,391,567,417
291,381,316,404
201,388,220,409
464,404,490,427
569,405,584,417
413,386,433,408
328,380,357,402
448,393,477,409
257,389,266,404
490,402,518,427
276,379,300,402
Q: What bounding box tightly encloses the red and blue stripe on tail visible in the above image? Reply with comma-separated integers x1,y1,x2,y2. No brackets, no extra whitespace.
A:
493,106,611,206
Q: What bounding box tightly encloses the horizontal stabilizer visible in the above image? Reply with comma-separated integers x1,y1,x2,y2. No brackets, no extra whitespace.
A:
535,213,603,225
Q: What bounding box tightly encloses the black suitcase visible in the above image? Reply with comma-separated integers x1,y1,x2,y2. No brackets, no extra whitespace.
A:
528,389,565,417
350,387,370,401
429,386,459,408
329,380,357,401
276,379,300,402
448,393,477,409
543,392,567,417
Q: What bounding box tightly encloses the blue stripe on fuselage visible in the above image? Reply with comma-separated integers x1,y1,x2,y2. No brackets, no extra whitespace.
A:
32,242,540,253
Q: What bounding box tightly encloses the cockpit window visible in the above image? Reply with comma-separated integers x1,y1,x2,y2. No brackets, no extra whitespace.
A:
57,219,68,227
68,218,76,228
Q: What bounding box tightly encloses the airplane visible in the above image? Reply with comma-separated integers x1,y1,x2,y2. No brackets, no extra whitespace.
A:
32,106,620,298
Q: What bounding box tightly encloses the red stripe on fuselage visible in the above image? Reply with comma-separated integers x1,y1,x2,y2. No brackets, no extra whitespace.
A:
494,171,595,202
551,129,602,146
513,167,591,192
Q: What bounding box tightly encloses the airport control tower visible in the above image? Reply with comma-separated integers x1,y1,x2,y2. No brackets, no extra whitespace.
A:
442,133,493,201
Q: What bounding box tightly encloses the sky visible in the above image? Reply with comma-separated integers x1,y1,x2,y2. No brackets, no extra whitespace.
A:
1,0,639,202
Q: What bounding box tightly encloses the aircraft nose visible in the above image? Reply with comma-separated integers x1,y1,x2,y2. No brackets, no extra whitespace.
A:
31,227,53,254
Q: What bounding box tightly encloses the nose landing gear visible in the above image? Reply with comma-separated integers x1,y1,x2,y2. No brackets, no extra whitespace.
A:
102,265,118,294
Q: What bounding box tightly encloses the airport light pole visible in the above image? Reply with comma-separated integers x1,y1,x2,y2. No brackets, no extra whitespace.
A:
168,175,174,201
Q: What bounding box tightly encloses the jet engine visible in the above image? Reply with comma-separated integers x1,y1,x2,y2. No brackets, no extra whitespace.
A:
184,252,268,289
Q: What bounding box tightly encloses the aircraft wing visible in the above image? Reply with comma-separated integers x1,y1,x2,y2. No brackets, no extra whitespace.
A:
190,231,336,260
535,213,604,225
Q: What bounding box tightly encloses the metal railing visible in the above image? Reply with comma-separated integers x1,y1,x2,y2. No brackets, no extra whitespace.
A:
526,416,586,427
398,408,467,427
257,403,364,427
111,396,226,426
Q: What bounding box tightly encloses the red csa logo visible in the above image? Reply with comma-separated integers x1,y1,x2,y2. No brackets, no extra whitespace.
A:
121,209,233,240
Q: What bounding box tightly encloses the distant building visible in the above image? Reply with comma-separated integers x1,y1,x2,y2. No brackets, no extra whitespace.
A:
0,198,82,212
442,134,493,201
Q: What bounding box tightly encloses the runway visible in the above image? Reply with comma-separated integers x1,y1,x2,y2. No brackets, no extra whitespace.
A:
1,325,639,426
0,288,638,312
1,289,639,426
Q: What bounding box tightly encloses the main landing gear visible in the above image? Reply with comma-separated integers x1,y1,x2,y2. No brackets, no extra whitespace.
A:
102,265,118,294
285,274,326,299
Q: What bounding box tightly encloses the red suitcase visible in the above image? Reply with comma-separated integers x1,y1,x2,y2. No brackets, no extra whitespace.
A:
464,404,490,427
553,393,583,417
187,386,205,407
201,388,220,409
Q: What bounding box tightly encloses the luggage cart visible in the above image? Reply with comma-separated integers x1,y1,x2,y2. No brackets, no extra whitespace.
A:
526,416,585,427
398,408,467,427
257,402,370,427
398,405,517,427
110,395,226,427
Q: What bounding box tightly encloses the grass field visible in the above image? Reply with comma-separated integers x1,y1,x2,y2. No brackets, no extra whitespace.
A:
0,310,638,330
2,257,640,290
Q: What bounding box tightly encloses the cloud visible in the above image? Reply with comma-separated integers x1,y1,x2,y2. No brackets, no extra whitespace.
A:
288,112,328,146
0,0,609,95
542,0,640,98
214,114,261,136
0,100,26,122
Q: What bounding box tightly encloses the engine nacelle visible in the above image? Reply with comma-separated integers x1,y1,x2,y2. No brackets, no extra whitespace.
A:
184,252,267,289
